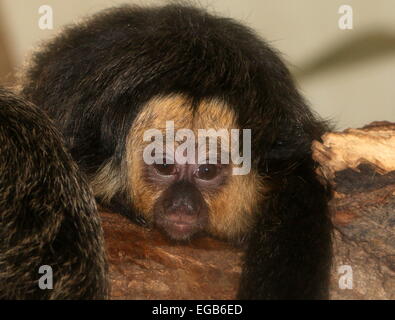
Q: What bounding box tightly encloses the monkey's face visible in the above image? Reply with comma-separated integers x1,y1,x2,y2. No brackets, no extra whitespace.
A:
125,95,265,241
149,161,230,240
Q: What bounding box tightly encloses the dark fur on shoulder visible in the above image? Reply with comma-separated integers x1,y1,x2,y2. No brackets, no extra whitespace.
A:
21,4,332,299
0,88,108,299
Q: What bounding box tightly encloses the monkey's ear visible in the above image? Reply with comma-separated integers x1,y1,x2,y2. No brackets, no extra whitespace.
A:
238,157,332,299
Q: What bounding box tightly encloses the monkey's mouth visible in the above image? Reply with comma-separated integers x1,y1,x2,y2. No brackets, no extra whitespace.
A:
155,215,202,241
168,220,195,232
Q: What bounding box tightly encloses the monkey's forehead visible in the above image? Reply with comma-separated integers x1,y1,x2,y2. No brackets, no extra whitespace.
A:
131,95,238,133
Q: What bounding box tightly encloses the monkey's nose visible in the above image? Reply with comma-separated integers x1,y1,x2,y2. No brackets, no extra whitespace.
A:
162,180,203,215
164,199,198,216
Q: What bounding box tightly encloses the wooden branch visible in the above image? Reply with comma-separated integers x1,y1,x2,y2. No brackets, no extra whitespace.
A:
102,212,241,299
314,121,395,300
103,121,395,300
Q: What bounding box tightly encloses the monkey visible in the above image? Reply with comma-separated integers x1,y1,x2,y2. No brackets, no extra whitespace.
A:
21,4,333,299
0,87,108,299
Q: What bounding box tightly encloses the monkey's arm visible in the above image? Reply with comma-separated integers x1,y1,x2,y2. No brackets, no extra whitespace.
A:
238,159,332,299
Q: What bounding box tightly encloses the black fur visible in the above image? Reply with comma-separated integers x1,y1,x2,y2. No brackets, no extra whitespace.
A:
239,159,332,299
22,4,332,299
0,88,108,299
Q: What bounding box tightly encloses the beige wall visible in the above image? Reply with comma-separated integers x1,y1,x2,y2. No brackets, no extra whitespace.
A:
0,0,394,129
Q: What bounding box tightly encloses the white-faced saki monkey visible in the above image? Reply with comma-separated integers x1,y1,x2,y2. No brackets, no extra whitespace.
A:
21,4,332,299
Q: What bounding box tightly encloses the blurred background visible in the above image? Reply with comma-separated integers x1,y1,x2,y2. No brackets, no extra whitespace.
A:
0,0,394,129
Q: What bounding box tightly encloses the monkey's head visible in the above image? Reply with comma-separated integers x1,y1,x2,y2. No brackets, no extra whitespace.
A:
21,4,327,242
125,96,264,241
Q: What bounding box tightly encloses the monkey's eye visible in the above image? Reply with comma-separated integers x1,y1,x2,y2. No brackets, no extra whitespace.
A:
195,164,219,180
154,163,177,176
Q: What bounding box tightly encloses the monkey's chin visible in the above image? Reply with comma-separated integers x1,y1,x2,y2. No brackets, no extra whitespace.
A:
159,222,200,241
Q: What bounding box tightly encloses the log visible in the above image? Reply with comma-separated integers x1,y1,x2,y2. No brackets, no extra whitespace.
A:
314,121,395,300
102,212,241,300
103,121,395,300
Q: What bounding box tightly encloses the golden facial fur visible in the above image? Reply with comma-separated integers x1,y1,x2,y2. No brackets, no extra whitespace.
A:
122,94,266,240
